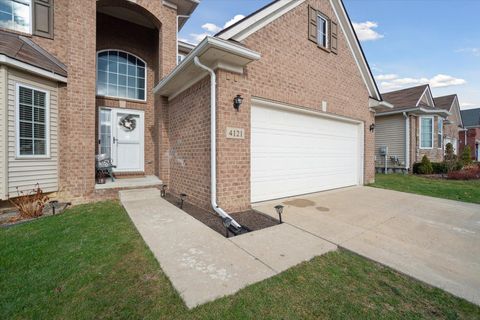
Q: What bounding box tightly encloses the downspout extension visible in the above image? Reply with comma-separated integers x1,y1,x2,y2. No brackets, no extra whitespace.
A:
403,112,410,171
193,57,243,230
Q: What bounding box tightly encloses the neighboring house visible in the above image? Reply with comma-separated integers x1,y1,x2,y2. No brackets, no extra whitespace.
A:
0,0,390,213
460,108,480,161
374,85,451,173
433,94,464,155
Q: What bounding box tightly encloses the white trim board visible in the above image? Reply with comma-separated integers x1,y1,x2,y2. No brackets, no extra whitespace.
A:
0,55,67,83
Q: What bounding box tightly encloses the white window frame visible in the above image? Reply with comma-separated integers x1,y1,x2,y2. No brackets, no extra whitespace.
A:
419,116,434,149
96,49,147,103
15,82,50,159
316,13,329,49
437,117,443,149
0,0,33,34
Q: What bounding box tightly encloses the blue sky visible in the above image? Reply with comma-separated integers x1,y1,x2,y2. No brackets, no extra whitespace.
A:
179,0,480,110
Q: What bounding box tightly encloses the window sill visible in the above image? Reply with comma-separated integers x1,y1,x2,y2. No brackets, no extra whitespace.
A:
318,45,331,53
96,95,147,104
15,155,51,160
0,27,32,38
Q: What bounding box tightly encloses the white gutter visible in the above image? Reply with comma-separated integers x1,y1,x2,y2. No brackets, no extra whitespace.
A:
376,107,451,117
193,56,242,229
403,112,410,169
0,54,67,83
154,36,261,94
369,98,394,110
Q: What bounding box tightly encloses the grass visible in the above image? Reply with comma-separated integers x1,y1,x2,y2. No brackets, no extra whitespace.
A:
370,174,480,204
1,201,479,319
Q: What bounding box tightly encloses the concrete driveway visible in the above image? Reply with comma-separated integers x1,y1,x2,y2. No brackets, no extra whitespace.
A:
253,186,480,305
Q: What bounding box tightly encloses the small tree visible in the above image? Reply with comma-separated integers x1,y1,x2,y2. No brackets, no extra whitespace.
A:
418,155,433,174
444,142,457,172
461,146,473,166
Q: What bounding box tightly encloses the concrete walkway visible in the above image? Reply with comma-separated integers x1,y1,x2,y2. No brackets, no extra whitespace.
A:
119,188,335,308
253,186,480,306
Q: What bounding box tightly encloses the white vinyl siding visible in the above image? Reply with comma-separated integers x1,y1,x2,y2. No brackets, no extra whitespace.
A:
375,114,406,168
420,116,433,149
6,69,58,197
0,66,6,199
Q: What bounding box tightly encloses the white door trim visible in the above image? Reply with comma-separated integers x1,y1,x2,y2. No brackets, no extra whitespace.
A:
98,107,145,172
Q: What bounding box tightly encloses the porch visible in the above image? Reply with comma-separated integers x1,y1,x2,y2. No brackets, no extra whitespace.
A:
95,175,162,190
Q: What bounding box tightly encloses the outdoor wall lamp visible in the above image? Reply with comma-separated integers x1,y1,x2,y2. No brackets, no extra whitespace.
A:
369,123,375,132
160,184,167,198
233,94,243,111
179,193,187,209
274,205,284,224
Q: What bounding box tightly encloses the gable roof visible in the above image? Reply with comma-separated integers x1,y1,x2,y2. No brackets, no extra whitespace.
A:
433,94,457,111
381,84,430,108
0,29,67,78
215,0,383,102
461,108,480,128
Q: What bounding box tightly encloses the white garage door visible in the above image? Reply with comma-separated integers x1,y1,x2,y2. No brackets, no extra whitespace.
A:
251,102,363,203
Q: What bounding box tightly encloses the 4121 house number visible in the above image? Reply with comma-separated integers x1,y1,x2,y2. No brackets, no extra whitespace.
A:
226,127,245,139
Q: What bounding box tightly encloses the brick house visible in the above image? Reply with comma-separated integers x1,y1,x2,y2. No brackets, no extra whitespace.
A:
374,85,461,173
0,0,390,213
460,108,480,161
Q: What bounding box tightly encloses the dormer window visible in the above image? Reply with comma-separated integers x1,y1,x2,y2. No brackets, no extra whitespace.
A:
0,0,31,33
316,13,328,49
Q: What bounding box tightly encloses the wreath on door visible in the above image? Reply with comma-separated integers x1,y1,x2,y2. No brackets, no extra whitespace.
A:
119,114,137,132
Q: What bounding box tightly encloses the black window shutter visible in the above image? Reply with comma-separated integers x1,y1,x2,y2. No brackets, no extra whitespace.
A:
331,20,338,54
33,0,54,39
308,5,317,43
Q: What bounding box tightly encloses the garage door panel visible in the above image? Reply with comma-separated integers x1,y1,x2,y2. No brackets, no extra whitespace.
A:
251,104,361,203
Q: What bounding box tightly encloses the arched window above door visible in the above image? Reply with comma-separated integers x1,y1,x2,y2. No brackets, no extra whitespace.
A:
96,50,146,101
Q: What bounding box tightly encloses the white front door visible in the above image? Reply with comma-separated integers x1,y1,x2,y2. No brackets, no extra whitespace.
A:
98,108,144,172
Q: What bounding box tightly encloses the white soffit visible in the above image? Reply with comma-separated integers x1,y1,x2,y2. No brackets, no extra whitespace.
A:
154,37,260,99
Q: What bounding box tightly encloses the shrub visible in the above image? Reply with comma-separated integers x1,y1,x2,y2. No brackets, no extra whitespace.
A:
9,184,49,220
461,146,473,165
416,155,433,174
447,165,480,180
431,162,448,174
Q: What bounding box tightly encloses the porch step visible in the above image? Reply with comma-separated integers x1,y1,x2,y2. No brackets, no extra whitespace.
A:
95,175,162,191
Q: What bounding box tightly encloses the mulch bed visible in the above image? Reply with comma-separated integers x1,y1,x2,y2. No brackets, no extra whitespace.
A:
164,194,279,237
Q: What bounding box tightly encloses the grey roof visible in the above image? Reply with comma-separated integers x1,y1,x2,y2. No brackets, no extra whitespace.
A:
0,29,67,77
381,84,429,109
433,94,456,111
461,108,480,128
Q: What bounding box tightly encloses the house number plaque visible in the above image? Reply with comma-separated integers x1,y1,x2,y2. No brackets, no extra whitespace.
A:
226,127,245,139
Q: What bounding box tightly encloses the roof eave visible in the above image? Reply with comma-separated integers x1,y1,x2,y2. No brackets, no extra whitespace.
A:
0,54,67,83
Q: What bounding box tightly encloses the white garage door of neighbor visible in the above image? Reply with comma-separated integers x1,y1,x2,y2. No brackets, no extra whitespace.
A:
251,103,363,203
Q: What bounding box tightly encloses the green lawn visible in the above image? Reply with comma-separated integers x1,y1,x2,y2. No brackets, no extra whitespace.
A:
370,174,480,204
1,201,479,319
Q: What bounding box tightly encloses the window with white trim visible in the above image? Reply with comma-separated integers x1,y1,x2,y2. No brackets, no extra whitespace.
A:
316,13,328,49
420,117,433,149
96,50,146,101
17,85,49,156
0,0,31,33
437,117,443,148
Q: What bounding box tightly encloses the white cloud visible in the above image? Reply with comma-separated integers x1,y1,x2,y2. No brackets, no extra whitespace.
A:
352,21,384,42
189,33,211,44
202,22,222,33
223,14,245,28
456,48,480,56
186,14,246,44
378,74,466,91
376,74,398,81
460,102,479,110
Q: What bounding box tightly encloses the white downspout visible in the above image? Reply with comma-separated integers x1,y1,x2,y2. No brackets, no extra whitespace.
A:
403,112,410,170
193,57,242,229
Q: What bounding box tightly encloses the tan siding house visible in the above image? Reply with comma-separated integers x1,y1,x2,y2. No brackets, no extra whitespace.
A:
375,114,406,169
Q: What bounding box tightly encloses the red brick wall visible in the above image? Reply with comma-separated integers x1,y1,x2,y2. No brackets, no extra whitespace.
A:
166,77,212,210
460,128,480,160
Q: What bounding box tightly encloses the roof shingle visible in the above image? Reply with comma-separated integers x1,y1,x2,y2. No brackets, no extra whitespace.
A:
433,94,456,111
0,29,67,77
461,108,480,128
381,84,429,108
